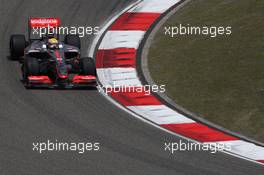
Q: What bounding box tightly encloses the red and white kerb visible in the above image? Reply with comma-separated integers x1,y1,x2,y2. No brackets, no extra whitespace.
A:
96,0,264,164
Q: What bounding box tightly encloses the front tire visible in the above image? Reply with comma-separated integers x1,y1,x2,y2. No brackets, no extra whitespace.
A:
10,34,26,60
22,57,40,82
79,57,96,76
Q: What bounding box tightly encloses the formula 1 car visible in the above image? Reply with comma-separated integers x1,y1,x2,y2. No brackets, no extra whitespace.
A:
9,18,96,88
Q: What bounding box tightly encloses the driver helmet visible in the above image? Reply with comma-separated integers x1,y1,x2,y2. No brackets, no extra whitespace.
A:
47,27,56,38
48,38,59,49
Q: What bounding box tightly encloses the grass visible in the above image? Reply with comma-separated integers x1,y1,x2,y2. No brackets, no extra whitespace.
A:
149,0,264,142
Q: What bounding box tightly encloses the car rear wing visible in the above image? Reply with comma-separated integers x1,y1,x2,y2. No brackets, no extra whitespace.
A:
28,17,61,41
29,18,60,28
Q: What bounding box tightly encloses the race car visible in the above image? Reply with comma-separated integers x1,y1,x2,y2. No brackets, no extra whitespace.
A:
9,17,96,88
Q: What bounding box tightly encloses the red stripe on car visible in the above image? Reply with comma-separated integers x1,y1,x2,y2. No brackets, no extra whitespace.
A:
54,51,62,62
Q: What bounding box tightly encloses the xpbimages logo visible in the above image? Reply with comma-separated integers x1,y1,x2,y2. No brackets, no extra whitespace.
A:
164,140,231,154
164,24,232,38
98,83,166,95
32,140,100,154
31,25,100,38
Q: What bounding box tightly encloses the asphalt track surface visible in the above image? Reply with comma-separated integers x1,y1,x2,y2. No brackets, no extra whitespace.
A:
0,0,263,174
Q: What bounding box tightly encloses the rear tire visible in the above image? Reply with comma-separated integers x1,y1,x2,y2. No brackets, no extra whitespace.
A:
10,34,26,60
64,34,81,49
80,57,96,76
